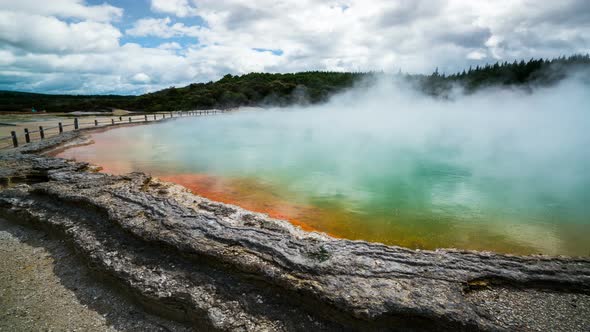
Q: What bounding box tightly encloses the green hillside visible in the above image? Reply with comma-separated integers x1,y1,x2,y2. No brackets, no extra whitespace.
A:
1,54,588,113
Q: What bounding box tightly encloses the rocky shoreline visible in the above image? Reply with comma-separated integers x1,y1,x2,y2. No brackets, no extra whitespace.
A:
1,126,589,331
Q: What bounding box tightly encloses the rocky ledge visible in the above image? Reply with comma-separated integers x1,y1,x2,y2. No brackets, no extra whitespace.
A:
0,129,589,331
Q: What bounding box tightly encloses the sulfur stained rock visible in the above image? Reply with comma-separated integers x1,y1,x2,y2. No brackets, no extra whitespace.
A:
0,130,589,331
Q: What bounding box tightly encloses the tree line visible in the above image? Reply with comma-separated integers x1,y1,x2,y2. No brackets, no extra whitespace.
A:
0,54,588,113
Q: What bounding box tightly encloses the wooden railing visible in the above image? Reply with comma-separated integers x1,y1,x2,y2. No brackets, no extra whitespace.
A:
0,110,226,150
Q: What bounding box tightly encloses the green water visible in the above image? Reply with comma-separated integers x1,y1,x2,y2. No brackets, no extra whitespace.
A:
58,107,590,256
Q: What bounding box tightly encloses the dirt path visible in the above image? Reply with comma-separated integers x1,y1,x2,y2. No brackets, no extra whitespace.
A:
0,218,189,331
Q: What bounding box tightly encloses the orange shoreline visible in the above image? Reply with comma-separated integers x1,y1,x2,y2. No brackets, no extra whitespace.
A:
157,173,336,235
55,134,336,235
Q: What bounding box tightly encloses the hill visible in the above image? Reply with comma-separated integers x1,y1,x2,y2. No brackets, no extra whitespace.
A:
1,54,588,113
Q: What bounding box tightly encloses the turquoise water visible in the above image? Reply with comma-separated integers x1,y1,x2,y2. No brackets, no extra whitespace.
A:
58,104,590,256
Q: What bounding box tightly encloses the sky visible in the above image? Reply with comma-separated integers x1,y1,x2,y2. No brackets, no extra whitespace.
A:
0,0,588,95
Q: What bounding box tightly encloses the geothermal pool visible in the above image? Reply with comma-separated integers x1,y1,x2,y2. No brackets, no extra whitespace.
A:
56,106,590,256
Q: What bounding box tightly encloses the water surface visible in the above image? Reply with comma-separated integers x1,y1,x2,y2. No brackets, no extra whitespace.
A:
56,107,590,256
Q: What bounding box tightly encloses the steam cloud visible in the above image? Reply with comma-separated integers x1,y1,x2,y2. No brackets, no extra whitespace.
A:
212,74,590,209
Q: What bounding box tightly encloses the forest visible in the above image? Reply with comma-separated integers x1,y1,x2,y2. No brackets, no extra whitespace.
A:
0,54,588,113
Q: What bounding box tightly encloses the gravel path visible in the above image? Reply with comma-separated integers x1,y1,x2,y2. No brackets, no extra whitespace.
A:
0,218,190,331
467,287,590,331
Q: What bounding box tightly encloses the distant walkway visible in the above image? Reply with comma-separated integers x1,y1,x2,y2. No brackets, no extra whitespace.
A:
0,110,226,150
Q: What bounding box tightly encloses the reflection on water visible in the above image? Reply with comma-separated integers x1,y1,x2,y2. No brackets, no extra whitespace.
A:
56,109,590,256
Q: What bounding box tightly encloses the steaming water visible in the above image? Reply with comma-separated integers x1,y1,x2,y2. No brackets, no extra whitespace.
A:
56,82,590,256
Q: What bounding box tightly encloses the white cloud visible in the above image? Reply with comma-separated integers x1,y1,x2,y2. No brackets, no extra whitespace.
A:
150,0,199,17
1,0,589,94
131,73,151,83
0,0,122,22
126,17,201,38
3,43,198,94
0,11,121,53
158,42,183,50
182,0,590,74
467,50,487,60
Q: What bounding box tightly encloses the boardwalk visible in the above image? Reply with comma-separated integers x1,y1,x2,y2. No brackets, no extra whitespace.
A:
0,110,226,150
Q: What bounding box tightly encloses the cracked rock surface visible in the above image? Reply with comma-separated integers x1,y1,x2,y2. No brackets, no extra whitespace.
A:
1,130,589,331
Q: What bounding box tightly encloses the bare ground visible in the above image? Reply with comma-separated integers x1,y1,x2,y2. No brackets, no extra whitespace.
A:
0,218,190,332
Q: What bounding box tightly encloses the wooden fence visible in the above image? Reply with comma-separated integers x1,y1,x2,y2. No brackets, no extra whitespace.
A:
0,110,226,150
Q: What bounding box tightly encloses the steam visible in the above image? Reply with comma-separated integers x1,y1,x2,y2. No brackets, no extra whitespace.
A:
172,73,590,226
227,74,590,199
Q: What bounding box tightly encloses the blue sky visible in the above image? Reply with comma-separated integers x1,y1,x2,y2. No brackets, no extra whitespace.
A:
0,0,588,95
99,0,207,47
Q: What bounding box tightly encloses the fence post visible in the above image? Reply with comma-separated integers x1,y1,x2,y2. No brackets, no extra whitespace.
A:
58,122,63,133
39,126,44,139
119,116,122,121
24,128,30,143
145,115,148,122
74,118,79,130
129,117,132,123
153,114,156,120
11,131,18,147
94,119,98,126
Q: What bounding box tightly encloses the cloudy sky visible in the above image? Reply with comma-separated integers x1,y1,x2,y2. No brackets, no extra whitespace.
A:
0,0,588,95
